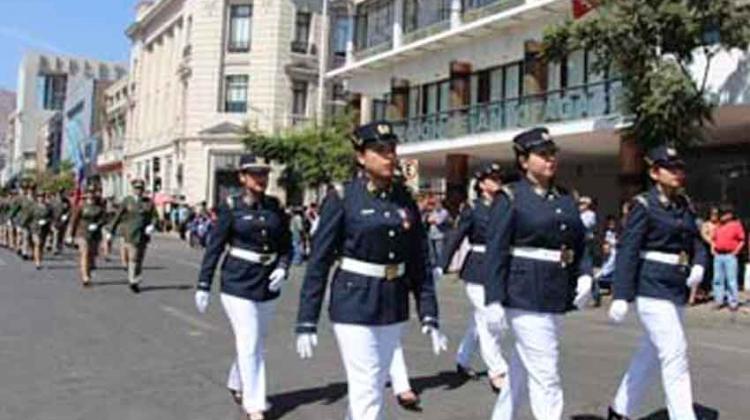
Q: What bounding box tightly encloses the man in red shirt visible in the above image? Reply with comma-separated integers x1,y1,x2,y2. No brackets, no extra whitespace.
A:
711,204,746,311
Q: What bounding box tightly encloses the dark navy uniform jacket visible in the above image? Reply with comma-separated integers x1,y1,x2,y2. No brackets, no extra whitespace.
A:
484,178,591,313
197,194,291,302
296,177,439,334
439,198,493,284
613,186,707,305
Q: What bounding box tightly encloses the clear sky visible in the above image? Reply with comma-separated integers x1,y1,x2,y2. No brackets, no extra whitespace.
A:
0,0,134,91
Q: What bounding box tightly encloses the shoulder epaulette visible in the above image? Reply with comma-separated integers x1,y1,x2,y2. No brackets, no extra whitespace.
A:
677,193,696,214
633,193,649,208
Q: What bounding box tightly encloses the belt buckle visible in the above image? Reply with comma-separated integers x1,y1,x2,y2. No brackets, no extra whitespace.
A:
678,251,689,266
259,254,272,264
384,264,399,281
561,247,575,268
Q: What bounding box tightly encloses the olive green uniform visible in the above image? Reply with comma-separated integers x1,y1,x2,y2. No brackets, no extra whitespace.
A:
110,195,156,285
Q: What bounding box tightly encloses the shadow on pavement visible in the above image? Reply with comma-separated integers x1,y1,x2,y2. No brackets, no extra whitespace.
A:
138,284,194,293
90,280,130,287
411,370,477,392
571,403,719,420
267,382,347,419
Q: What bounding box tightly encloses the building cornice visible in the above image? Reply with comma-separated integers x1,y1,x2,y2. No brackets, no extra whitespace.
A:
126,0,180,39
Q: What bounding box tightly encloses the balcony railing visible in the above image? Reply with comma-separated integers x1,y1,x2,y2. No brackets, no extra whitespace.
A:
391,79,624,144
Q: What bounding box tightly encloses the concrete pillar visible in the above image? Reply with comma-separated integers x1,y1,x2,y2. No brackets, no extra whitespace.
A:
393,0,404,48
450,0,462,29
445,153,469,215
345,6,355,65
618,135,645,201
360,94,373,125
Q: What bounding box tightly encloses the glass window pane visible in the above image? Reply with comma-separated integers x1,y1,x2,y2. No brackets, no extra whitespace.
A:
566,49,585,87
490,69,503,101
504,64,520,99
439,81,450,112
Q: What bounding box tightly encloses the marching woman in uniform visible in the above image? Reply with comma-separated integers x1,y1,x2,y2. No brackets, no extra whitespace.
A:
76,184,107,287
30,190,53,270
194,154,291,420
435,162,509,393
484,127,593,420
295,121,447,420
607,146,707,420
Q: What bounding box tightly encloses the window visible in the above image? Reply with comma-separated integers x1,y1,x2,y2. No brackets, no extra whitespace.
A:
224,75,248,113
292,11,312,53
228,4,252,52
291,80,308,120
332,16,350,57
403,0,450,33
355,0,394,50
37,74,67,110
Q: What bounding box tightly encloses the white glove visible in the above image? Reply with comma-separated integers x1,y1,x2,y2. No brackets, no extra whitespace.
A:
432,267,444,282
686,265,704,288
268,268,287,292
145,224,155,235
88,223,99,232
573,275,593,309
61,214,69,222
38,220,48,226
103,229,112,240
485,302,506,333
194,290,210,314
421,325,448,355
296,333,318,359
608,299,629,324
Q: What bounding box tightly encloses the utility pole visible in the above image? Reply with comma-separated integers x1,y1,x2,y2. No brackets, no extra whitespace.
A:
316,0,330,126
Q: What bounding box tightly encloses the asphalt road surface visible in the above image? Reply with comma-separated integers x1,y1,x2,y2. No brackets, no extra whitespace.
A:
1,236,749,420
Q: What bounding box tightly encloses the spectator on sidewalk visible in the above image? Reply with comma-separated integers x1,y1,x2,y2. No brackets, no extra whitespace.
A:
712,204,746,311
290,207,305,265
603,214,618,247
426,197,451,267
593,240,616,307
695,206,720,305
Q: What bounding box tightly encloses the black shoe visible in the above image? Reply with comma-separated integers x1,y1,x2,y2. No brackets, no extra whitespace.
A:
488,373,507,394
228,389,242,406
396,391,422,412
607,407,630,420
129,283,140,294
456,364,480,380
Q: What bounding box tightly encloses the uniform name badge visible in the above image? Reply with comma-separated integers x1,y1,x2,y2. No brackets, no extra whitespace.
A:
678,251,689,266
384,264,400,281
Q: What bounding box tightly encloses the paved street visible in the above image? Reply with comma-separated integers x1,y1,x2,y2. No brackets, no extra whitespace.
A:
1,236,749,420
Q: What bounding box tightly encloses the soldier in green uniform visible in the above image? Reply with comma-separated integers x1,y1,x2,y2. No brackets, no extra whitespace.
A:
16,180,36,260
75,184,107,287
5,189,21,251
0,190,9,247
30,190,53,269
50,187,72,255
109,179,156,293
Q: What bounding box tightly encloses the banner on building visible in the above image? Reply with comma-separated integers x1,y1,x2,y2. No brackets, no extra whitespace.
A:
572,0,598,19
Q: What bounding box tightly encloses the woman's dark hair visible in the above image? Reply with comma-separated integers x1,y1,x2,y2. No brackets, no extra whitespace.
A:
719,203,735,216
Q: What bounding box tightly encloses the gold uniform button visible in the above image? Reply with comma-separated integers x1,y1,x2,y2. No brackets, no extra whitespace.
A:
555,208,562,214
389,230,395,237
384,211,391,218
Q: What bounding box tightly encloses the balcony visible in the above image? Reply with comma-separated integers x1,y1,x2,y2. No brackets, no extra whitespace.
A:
462,0,525,23
391,79,624,144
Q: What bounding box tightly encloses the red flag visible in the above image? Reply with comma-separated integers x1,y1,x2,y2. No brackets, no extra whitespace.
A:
572,0,597,19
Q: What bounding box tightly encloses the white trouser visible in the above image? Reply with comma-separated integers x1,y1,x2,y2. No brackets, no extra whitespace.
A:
334,322,404,420
221,294,276,414
612,297,695,420
492,309,563,420
388,341,412,396
456,283,508,377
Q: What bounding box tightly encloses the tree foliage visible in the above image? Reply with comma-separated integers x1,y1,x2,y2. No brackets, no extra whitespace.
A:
243,115,356,191
37,160,75,193
542,0,750,149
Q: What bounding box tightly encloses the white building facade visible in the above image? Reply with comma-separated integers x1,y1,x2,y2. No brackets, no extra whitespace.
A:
329,0,750,217
125,0,329,207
